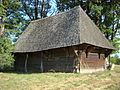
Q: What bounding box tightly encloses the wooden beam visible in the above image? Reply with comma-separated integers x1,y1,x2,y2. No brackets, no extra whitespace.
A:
73,46,83,73
66,47,70,57
40,59,43,73
25,53,28,73
105,49,112,57
40,52,44,73
98,52,101,59
85,45,94,58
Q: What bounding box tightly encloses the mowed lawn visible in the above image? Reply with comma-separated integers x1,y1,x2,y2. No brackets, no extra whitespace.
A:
0,65,120,90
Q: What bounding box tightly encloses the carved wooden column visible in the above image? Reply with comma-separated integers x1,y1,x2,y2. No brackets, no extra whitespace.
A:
73,46,82,73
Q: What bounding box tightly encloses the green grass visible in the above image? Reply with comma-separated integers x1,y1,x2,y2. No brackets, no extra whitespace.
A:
0,65,120,90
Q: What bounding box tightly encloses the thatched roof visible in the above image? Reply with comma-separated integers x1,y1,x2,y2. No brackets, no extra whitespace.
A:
15,6,115,52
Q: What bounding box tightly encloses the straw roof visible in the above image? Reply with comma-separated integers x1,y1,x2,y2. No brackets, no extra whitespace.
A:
15,6,115,52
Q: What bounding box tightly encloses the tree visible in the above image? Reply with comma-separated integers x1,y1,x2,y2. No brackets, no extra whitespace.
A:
21,0,52,21
0,0,27,71
0,0,28,40
0,35,14,71
111,55,120,65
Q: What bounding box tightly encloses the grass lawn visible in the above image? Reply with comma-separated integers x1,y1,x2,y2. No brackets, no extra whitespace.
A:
0,65,120,90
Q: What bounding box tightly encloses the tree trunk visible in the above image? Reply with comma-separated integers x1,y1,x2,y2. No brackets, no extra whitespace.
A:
0,17,5,35
40,0,44,18
34,0,38,19
0,25,5,35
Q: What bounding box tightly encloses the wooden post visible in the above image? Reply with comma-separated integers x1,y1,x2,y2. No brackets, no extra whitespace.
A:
78,51,81,73
40,52,44,73
66,47,70,72
40,59,43,73
78,50,83,73
73,46,82,73
25,54,28,73
108,55,111,66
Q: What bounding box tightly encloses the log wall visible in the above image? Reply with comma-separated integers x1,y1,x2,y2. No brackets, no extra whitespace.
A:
14,47,76,72
14,46,106,73
80,52,105,73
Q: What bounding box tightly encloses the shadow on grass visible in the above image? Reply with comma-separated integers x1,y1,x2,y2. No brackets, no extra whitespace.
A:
0,70,75,74
0,69,41,74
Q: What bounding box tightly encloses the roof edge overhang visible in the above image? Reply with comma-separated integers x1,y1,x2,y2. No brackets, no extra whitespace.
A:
14,43,116,53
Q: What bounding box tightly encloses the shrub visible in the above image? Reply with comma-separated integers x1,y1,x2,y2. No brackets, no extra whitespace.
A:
0,36,14,71
111,55,120,65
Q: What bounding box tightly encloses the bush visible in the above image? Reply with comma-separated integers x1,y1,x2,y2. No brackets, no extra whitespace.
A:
111,55,120,65
0,36,14,71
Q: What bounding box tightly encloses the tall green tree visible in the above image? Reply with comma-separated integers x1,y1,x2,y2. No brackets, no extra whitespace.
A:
0,35,14,71
0,0,28,40
111,55,120,65
21,0,51,20
0,0,27,71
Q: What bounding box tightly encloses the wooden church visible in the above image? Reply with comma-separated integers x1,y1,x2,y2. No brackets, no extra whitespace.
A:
14,6,115,73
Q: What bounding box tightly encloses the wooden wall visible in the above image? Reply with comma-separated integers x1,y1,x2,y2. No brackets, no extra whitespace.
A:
81,52,105,68
14,53,26,72
14,46,106,73
14,52,42,72
14,47,76,73
80,52,105,73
